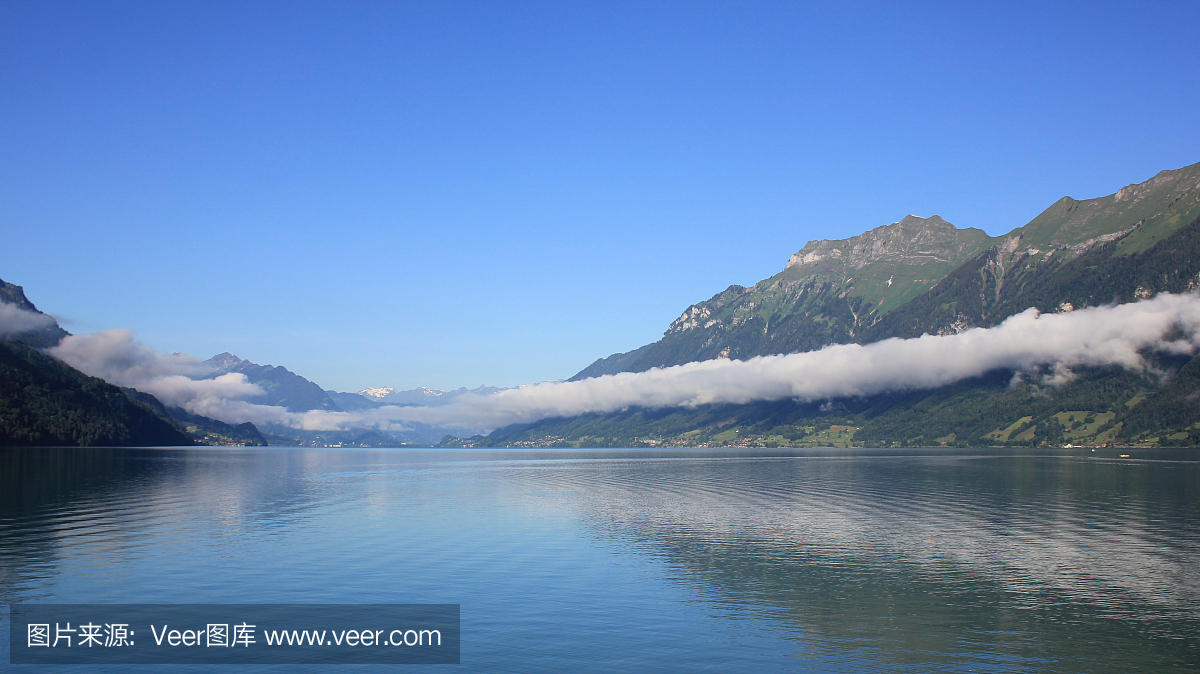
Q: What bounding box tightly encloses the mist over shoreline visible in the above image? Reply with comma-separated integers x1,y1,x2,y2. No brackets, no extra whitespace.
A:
20,292,1200,436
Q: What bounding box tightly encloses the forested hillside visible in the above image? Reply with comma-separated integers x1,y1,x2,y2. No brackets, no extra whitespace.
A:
0,340,195,446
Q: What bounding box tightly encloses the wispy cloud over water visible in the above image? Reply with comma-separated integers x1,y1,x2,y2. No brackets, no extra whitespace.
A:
40,293,1200,434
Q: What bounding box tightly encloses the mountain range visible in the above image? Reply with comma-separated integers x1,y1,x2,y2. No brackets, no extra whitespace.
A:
196,354,503,445
468,161,1200,448
574,163,1200,379
5,161,1200,449
357,385,507,406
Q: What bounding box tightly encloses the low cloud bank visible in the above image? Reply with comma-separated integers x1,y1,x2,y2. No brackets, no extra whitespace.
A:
36,293,1200,435
351,292,1200,431
48,329,269,417
50,329,211,384
0,302,58,337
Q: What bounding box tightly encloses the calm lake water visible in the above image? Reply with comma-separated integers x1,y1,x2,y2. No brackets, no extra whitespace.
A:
2,446,1197,672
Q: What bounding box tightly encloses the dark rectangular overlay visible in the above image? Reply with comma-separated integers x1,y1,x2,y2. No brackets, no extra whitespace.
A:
10,604,460,664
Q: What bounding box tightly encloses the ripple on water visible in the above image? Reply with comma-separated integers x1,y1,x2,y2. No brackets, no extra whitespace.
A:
1,446,1197,673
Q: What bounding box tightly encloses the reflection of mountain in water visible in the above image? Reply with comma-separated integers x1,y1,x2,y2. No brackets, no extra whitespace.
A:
490,449,1200,671
0,447,353,607
2,448,1196,672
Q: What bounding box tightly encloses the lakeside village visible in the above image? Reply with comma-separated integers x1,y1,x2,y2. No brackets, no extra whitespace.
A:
199,422,1161,449
475,437,1134,450
446,428,1141,450
197,413,1173,450
442,402,1191,449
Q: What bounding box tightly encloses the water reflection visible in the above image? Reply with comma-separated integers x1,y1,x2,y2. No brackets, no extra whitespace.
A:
1,447,1196,673
489,450,1199,671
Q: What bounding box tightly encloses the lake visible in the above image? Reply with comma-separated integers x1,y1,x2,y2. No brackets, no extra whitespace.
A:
2,446,1197,672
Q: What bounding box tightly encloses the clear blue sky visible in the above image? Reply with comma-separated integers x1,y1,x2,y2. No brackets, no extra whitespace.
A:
3,0,1198,392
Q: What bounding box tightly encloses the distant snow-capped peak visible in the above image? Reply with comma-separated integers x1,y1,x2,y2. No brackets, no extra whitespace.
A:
358,386,446,400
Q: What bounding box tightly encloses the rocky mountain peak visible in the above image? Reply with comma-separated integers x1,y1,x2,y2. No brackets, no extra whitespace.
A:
786,215,980,272
205,352,245,370
0,277,70,349
358,386,449,403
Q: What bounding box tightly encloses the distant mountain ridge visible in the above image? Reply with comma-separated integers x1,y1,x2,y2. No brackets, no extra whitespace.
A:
1016,163,1200,254
359,386,447,404
204,352,341,413
202,354,507,415
200,354,509,445
357,384,507,406
573,214,994,379
863,162,1200,341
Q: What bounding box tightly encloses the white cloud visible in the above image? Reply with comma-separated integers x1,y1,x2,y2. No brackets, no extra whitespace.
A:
310,292,1200,432
137,373,264,409
41,293,1200,436
0,302,58,337
48,329,266,413
49,329,210,383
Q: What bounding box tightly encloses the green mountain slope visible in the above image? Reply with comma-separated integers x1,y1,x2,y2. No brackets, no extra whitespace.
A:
485,161,1200,449
0,279,268,447
865,211,1200,341
119,387,268,446
574,161,1200,380
0,340,195,447
1019,162,1200,254
1,281,195,447
165,406,269,446
575,215,995,378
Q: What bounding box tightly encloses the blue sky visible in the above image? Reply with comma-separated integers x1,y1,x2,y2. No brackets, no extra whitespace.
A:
2,0,1198,392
